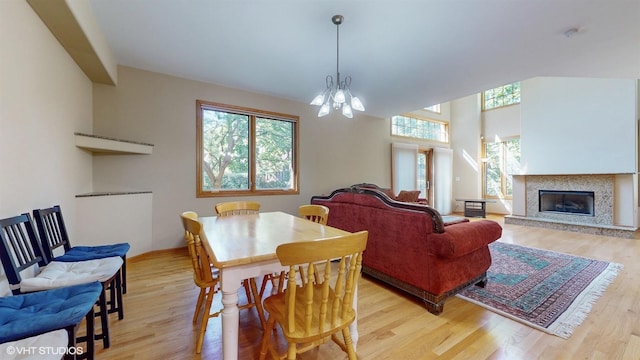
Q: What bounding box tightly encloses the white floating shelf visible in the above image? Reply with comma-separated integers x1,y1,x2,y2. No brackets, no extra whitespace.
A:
75,133,153,154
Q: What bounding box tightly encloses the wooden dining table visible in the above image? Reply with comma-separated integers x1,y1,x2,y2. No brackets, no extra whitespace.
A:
199,211,357,360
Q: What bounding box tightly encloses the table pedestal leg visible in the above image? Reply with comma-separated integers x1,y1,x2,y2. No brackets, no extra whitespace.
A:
221,286,240,359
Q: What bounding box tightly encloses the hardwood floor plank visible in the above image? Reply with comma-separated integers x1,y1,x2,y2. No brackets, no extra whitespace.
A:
93,216,640,359
622,334,640,360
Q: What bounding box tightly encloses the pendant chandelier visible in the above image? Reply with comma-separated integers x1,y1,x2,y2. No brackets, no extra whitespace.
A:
310,15,365,118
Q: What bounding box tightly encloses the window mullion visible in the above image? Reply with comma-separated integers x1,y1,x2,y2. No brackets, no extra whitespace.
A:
500,141,507,197
249,115,256,191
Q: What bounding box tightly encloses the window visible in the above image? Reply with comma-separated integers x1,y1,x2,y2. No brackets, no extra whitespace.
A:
424,104,441,113
483,137,520,198
391,114,448,142
196,100,299,197
482,82,521,111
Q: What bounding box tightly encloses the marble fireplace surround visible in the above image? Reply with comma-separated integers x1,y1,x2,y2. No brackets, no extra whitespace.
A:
505,174,637,238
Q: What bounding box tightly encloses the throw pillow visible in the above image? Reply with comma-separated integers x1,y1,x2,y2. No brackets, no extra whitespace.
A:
396,190,420,203
381,188,396,200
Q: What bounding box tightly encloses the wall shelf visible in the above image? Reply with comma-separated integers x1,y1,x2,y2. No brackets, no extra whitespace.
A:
75,133,153,154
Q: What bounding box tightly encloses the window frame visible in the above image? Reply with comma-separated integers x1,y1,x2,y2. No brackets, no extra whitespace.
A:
391,113,449,143
482,136,520,200
196,100,299,197
481,82,521,111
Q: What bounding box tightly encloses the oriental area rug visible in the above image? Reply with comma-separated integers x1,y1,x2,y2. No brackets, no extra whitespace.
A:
456,242,622,339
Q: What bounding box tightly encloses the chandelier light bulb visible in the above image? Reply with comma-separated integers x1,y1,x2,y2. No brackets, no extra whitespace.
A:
310,94,325,106
350,95,365,112
334,89,346,104
342,103,353,118
318,103,331,117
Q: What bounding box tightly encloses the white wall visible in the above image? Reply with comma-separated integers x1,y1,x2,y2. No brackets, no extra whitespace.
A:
92,66,392,251
450,94,482,213
520,77,638,175
0,1,94,295
76,193,153,256
483,103,521,142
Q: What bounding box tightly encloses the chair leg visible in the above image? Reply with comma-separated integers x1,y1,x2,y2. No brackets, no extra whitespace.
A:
259,316,277,360
341,327,357,360
115,272,124,320
84,306,95,359
287,343,297,360
121,255,127,294
74,305,96,360
107,271,124,320
97,286,110,349
243,279,252,300
196,287,215,354
193,288,207,324
258,275,269,299
249,278,266,329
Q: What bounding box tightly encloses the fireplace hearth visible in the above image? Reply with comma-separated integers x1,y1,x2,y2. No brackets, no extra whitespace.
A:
539,190,594,216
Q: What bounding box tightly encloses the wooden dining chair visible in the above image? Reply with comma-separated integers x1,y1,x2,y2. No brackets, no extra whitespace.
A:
298,204,330,225
259,230,368,360
0,213,123,350
214,201,261,217
180,211,266,353
214,201,272,322
263,204,331,294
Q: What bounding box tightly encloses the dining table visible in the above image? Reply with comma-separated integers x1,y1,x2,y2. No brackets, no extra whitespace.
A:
199,211,358,360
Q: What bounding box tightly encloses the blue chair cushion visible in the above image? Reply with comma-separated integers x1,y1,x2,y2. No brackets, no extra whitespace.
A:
54,243,131,262
0,282,102,342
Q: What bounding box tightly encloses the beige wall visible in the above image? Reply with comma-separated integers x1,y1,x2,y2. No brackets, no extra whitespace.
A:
0,1,94,295
92,66,391,251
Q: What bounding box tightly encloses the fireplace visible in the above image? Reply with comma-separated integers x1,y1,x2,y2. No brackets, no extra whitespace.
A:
539,190,594,216
505,175,634,238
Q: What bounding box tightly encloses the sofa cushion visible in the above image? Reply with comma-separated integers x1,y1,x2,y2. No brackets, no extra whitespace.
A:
54,243,130,262
20,257,122,293
0,282,102,342
381,188,396,200
427,220,503,258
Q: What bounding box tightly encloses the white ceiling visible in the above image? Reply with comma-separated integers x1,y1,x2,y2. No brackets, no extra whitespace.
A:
87,0,640,119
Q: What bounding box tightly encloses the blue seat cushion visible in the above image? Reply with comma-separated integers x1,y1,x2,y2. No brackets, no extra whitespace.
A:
0,282,102,342
54,243,131,262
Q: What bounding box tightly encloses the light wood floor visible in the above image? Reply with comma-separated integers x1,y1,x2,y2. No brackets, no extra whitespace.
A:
94,215,640,359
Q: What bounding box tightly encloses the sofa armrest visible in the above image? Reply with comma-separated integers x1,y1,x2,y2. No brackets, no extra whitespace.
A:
427,220,502,258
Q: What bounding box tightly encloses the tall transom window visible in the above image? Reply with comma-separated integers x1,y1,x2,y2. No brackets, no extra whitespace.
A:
196,100,299,197
483,137,520,198
482,82,521,111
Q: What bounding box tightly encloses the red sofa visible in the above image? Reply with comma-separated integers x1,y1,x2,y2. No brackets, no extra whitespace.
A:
311,185,502,314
